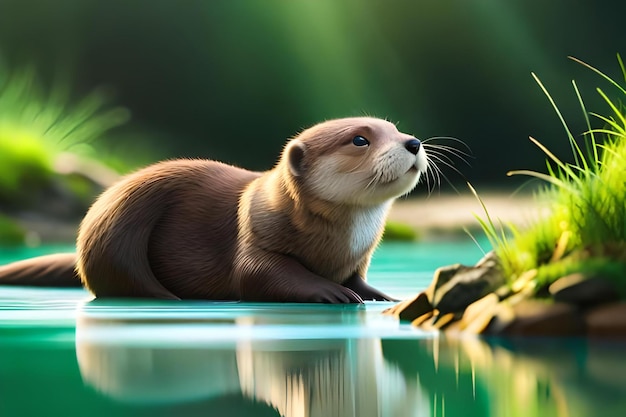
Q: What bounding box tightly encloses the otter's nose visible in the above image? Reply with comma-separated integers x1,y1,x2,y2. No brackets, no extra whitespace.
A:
404,138,421,155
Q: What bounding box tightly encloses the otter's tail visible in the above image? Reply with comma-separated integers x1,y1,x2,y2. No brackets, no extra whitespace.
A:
0,253,81,287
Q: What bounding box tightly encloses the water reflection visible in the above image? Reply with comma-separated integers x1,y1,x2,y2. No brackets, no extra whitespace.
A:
73,301,626,417
75,301,430,416
382,336,626,417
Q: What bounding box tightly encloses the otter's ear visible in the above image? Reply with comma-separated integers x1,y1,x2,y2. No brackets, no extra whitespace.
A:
286,140,306,177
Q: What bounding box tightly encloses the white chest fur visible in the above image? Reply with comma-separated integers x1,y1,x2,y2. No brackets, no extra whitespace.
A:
349,203,391,257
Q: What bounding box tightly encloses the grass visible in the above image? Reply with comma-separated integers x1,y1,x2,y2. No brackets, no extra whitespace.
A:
0,129,52,199
0,214,25,246
476,55,626,294
0,63,130,204
383,221,419,241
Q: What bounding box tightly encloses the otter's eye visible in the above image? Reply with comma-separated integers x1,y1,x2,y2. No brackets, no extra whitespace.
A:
352,136,370,147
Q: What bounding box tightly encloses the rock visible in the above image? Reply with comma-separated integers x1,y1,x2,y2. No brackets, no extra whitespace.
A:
459,293,499,334
382,299,410,317
442,317,463,334
462,293,499,323
549,273,619,306
485,303,516,335
483,287,536,335
432,312,456,329
475,250,499,268
510,269,537,293
463,309,497,334
424,263,460,302
494,285,513,300
398,292,433,322
383,292,433,322
411,311,433,326
416,311,460,331
491,300,585,337
585,303,626,338
430,252,505,314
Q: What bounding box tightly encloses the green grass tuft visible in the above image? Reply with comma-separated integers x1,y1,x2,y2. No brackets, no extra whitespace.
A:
477,55,626,292
0,62,130,203
0,129,52,199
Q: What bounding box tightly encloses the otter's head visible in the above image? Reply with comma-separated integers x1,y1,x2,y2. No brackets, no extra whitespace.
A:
282,117,428,206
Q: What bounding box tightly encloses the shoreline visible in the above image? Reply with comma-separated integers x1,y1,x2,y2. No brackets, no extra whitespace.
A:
388,191,544,241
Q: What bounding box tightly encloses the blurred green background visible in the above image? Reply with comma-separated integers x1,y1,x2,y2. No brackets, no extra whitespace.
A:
0,0,624,190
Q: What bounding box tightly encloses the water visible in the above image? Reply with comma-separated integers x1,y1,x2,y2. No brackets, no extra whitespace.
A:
1,241,625,417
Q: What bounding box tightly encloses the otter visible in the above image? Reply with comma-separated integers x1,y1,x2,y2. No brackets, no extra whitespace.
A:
0,117,428,303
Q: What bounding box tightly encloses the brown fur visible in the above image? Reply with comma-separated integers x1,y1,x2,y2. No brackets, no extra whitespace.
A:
2,117,428,303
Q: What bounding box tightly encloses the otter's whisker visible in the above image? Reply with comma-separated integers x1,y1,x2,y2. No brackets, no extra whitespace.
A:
427,153,467,179
346,164,372,175
425,155,442,194
424,148,459,167
423,157,433,195
429,156,463,193
426,150,473,178
424,143,474,163
423,136,472,153
423,137,473,173
364,171,381,190
431,159,444,189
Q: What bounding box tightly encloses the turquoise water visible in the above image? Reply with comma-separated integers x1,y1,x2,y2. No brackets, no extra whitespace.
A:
1,240,625,417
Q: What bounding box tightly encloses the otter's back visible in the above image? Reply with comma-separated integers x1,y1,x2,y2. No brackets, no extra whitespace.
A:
147,160,260,299
77,159,260,299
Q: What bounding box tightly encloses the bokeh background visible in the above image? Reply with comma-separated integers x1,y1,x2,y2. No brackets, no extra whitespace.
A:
0,0,624,194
